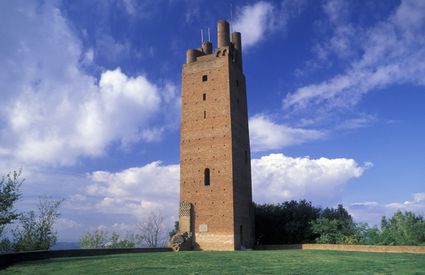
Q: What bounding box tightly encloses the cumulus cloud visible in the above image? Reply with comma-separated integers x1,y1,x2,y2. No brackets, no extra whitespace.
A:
86,161,179,219
80,153,370,226
349,192,425,225
284,0,425,111
249,114,325,152
252,153,372,203
0,2,178,167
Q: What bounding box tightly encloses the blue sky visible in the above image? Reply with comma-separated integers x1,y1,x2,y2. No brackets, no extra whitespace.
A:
1,0,424,241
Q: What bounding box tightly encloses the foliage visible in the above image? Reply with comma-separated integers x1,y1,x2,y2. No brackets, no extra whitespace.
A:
0,170,23,236
254,200,321,244
256,200,425,246
4,250,425,274
80,230,141,249
12,198,63,251
137,211,167,248
168,221,179,240
380,211,425,245
108,232,140,248
80,230,108,248
359,226,382,245
0,170,64,253
0,238,12,253
311,204,359,244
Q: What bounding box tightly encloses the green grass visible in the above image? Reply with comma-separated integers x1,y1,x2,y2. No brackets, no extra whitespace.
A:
2,250,425,274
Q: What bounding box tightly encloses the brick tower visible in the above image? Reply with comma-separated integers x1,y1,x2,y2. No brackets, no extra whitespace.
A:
179,20,254,250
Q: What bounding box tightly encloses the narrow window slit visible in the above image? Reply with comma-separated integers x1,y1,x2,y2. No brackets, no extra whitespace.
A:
204,168,210,186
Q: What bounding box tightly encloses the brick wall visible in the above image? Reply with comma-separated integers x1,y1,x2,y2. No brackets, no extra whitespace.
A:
180,35,254,250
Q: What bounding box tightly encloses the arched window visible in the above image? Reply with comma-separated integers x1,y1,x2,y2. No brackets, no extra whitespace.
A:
204,168,210,186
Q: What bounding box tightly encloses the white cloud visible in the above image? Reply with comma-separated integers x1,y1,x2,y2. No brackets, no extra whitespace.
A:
413,193,425,202
120,0,137,15
252,153,371,203
351,201,379,207
86,161,179,219
349,192,425,225
95,34,132,65
0,2,177,167
317,0,358,61
231,0,306,49
249,114,325,152
232,2,276,48
95,222,140,234
385,192,425,210
284,0,425,111
81,153,370,226
336,114,377,130
55,218,82,231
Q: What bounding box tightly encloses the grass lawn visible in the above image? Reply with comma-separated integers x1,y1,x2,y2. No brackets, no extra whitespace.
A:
2,250,425,274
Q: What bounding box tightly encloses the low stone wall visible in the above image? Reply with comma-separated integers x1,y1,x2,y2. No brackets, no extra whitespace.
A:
255,244,425,254
302,244,425,254
254,244,302,250
0,247,172,269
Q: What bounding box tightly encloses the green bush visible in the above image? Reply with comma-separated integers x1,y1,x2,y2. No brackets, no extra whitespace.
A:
80,230,141,248
380,211,425,245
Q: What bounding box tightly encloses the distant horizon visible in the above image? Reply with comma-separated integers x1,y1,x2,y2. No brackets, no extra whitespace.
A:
1,0,424,242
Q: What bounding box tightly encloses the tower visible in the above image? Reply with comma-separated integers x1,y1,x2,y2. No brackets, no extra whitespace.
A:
179,20,254,250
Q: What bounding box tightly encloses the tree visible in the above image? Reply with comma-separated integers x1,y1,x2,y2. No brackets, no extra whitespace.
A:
311,218,359,244
359,225,381,245
12,198,63,251
254,200,425,246
137,211,167,248
311,204,359,244
80,230,108,248
1,170,24,252
80,230,140,248
380,211,425,245
0,170,23,235
254,200,321,244
108,232,140,248
168,221,179,240
320,204,352,221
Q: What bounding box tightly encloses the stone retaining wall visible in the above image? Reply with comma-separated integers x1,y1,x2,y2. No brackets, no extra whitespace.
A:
255,244,425,254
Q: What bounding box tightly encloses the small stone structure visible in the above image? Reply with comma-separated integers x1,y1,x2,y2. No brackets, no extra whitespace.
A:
169,231,193,252
169,201,193,251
